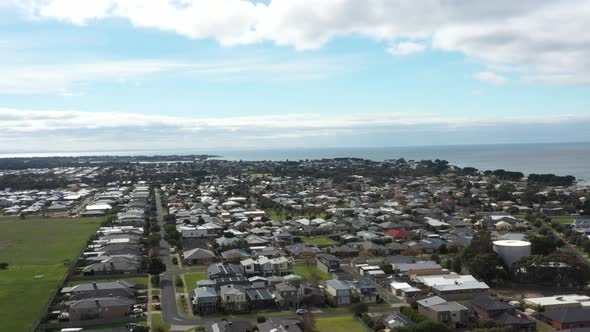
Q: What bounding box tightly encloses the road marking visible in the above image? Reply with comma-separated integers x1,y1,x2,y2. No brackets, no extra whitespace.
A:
173,317,182,321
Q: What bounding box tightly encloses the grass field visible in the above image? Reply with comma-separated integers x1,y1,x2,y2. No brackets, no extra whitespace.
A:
151,313,170,332
551,216,575,224
316,315,365,332
293,266,332,282
67,276,148,287
303,236,336,246
183,272,208,290
0,216,104,332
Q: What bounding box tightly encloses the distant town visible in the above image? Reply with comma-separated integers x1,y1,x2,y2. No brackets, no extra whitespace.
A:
1,156,590,332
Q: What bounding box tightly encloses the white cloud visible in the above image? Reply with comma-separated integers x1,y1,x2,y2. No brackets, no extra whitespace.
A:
474,71,507,85
387,41,426,56
0,57,348,94
0,107,588,151
10,0,590,85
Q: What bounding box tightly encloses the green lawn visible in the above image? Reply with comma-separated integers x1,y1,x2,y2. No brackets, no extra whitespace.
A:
551,216,575,224
151,313,170,332
293,266,332,282
316,315,366,332
67,276,148,287
303,236,336,246
183,272,208,290
0,216,104,332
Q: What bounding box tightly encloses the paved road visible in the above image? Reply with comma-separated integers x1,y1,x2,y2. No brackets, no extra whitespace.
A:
155,190,199,326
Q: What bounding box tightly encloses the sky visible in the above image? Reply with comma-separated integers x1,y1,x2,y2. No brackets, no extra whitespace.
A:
0,0,589,152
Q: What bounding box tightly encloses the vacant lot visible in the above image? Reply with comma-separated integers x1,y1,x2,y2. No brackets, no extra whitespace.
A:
303,236,336,246
0,216,103,332
183,272,208,290
551,216,575,224
316,315,366,332
293,266,332,282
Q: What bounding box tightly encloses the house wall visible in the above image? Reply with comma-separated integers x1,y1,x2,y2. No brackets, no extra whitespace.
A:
69,305,129,321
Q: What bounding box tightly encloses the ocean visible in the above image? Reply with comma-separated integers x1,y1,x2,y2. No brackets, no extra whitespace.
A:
1,142,589,182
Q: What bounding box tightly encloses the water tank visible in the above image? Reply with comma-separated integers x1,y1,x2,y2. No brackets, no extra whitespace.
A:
493,240,531,266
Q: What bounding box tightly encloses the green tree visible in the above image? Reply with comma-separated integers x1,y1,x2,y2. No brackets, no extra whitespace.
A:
148,256,166,275
349,302,369,316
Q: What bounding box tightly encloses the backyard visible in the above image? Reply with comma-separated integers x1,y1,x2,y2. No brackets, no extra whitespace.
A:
0,216,104,332
302,236,336,246
183,271,208,290
293,266,332,282
315,315,366,332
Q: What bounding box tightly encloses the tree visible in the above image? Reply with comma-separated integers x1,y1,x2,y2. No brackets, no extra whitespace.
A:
148,256,166,275
146,233,161,248
411,320,450,332
301,251,316,267
302,311,316,332
451,256,462,274
529,235,557,256
175,275,184,288
349,302,369,316
461,231,507,282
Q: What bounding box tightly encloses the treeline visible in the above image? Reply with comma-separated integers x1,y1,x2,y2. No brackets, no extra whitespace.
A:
528,173,576,186
0,174,70,190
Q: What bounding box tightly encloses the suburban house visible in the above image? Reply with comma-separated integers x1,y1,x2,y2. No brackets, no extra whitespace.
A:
81,256,141,274
298,283,326,307
374,312,416,330
192,287,218,315
523,294,590,311
220,284,248,313
258,318,303,332
416,296,469,328
350,280,379,303
204,320,253,332
183,248,219,265
471,295,535,331
325,279,351,306
60,281,137,300
240,256,293,277
316,253,341,274
539,308,590,330
246,288,276,310
392,261,446,279
274,283,298,308
208,263,244,280
66,297,135,321
389,282,421,300
415,274,490,301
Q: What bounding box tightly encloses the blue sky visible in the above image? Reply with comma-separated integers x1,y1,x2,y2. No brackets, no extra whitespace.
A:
0,1,589,152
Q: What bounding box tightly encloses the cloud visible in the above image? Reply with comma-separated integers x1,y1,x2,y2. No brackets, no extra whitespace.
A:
11,0,590,85
387,41,426,56
0,107,588,152
474,71,507,85
0,57,348,94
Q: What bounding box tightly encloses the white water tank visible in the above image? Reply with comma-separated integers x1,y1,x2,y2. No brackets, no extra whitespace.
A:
493,240,531,266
